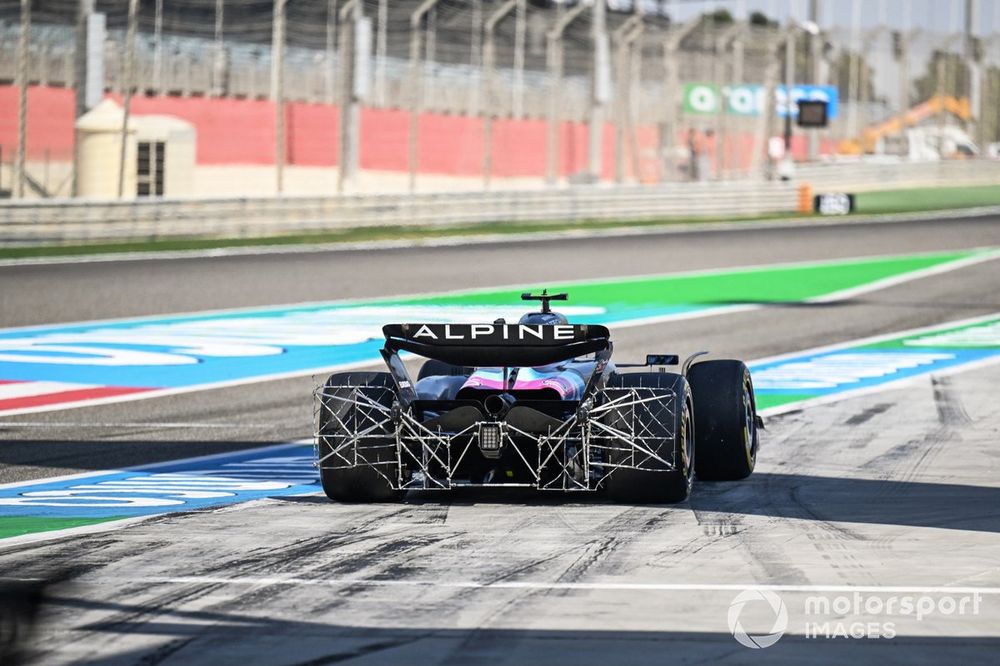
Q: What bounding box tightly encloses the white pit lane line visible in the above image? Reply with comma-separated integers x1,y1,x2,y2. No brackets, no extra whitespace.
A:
112,577,1000,596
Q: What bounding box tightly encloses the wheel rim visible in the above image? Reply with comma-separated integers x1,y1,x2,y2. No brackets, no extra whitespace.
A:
681,400,694,480
742,376,756,463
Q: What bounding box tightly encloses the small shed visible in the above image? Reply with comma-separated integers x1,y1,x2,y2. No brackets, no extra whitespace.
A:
75,99,136,198
75,100,197,198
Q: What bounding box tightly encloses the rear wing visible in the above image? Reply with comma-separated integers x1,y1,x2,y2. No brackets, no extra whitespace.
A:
382,323,611,367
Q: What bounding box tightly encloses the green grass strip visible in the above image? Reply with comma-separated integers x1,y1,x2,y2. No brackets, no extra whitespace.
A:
855,184,1000,214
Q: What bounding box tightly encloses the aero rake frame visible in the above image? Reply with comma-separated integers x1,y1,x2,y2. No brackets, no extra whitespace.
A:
313,381,679,492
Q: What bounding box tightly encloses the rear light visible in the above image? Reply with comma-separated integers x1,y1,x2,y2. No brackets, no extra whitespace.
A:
478,423,503,452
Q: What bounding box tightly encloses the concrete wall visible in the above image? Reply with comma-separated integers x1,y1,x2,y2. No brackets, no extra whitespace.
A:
1,85,839,198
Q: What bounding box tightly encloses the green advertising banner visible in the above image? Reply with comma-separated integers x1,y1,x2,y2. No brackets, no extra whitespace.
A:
682,83,840,118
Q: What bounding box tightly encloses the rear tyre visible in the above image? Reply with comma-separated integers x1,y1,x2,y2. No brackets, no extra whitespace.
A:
317,372,403,503
603,372,694,504
688,360,758,481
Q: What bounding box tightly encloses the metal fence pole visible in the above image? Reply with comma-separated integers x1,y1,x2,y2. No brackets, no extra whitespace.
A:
858,26,885,151
808,0,821,161
626,21,643,183
846,0,861,138
375,0,388,106
589,0,608,182
513,0,526,119
732,31,746,174
153,0,163,93
966,0,983,153
212,0,225,96
483,0,516,189
545,30,561,187
338,0,364,193
272,0,286,194
117,0,138,199
661,17,700,183
482,18,495,189
74,0,94,119
750,33,783,180
783,27,795,152
469,0,482,116
714,23,745,179
73,0,96,197
545,1,586,186
426,7,437,105
15,0,31,199
325,0,338,104
613,12,643,184
408,0,443,193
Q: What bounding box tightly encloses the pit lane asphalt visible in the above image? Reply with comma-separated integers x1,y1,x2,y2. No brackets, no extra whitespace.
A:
2,214,1000,663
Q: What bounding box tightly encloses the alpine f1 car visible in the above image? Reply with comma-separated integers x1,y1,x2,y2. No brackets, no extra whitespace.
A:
315,291,760,504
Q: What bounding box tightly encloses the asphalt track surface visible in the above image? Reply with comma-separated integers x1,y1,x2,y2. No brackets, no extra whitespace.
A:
1,214,1000,663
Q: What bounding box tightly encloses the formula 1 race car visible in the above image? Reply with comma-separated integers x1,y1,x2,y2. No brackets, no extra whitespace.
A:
315,291,760,504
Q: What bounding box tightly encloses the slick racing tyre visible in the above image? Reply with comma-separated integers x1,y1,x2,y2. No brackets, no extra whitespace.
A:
317,372,403,503
688,360,758,481
603,372,694,504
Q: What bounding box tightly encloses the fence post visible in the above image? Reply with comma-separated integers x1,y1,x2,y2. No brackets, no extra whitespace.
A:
659,17,700,183
588,0,609,182
154,0,164,92
544,1,586,187
375,0,388,106
117,0,138,199
15,0,31,199
408,0,443,193
512,0,526,119
338,0,366,193
212,0,225,96
272,0,287,195
613,12,643,184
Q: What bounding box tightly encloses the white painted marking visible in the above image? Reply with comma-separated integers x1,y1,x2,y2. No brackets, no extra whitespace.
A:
0,381,98,400
0,439,310,492
754,352,953,390
123,576,1000,596
0,422,275,429
752,311,1000,417
905,320,1000,348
